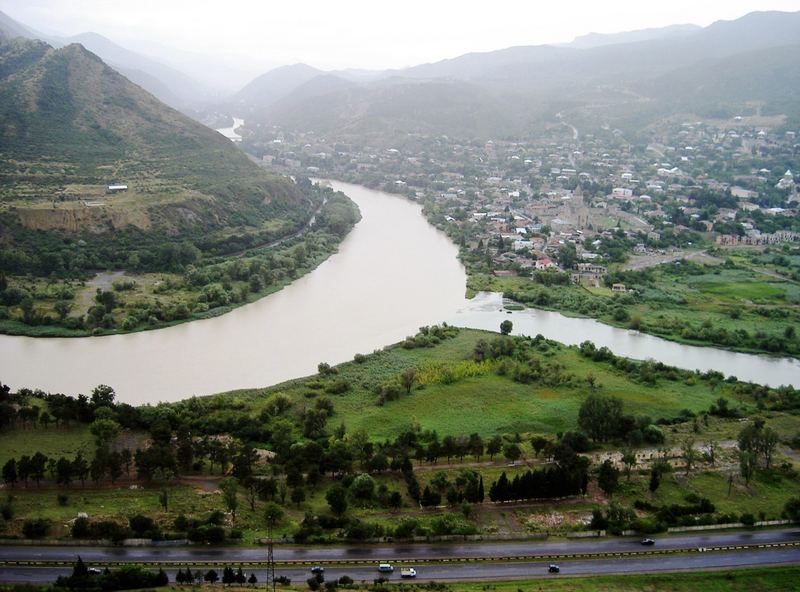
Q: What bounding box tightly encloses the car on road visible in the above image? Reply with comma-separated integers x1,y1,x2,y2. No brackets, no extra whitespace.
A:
378,563,394,573
640,538,656,545
400,568,417,578
87,568,102,575
548,564,560,573
310,566,325,574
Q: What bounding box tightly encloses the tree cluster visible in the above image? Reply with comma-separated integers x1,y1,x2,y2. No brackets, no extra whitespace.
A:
488,461,588,503
56,558,168,592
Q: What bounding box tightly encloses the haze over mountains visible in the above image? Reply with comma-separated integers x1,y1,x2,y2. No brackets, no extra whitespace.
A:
228,10,800,139
0,10,216,109
1,8,799,141
564,24,701,49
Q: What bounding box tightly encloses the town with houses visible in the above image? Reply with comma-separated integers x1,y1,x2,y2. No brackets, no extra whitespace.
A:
236,116,799,285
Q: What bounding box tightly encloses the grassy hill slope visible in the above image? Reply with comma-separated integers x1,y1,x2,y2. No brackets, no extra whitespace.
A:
223,327,795,442
0,37,317,275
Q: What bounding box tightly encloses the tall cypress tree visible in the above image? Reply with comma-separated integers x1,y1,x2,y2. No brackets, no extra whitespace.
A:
72,556,89,578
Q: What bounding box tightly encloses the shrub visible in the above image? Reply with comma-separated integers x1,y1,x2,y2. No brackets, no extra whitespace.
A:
429,514,477,536
392,518,419,539
173,514,189,531
72,517,91,538
613,307,629,322
325,380,350,395
643,424,665,444
128,514,157,538
188,524,225,544
22,518,50,538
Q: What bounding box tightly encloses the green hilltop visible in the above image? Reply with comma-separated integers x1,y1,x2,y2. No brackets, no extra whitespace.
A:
0,37,314,275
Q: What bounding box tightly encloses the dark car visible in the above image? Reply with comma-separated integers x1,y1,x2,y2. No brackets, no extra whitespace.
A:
640,538,656,546
310,566,325,574
87,568,102,576
548,564,560,573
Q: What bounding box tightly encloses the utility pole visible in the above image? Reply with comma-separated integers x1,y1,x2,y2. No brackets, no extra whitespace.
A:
266,522,276,592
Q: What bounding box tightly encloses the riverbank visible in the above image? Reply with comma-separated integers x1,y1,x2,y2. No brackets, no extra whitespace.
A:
1,327,798,546
1,181,797,404
0,181,467,402
468,272,800,359
447,219,799,360
327,177,800,360
451,292,800,388
0,190,360,338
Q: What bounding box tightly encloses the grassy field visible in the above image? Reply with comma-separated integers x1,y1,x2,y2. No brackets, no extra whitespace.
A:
614,468,796,520
0,425,94,468
237,329,752,441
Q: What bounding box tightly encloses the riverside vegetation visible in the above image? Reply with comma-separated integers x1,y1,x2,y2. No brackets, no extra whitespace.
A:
0,37,360,336
1,327,798,545
464,251,800,357
0,181,360,336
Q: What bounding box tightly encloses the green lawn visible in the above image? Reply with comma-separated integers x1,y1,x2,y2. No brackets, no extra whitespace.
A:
0,425,94,467
277,330,732,440
692,280,788,302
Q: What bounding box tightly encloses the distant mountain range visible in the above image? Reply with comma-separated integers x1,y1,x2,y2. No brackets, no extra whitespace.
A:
565,24,701,49
229,10,800,139
2,8,799,141
231,63,324,110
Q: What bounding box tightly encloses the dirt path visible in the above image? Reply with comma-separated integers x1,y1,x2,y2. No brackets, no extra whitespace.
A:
229,197,327,258
623,249,722,271
178,475,224,492
779,445,800,463
76,271,126,313
743,264,800,286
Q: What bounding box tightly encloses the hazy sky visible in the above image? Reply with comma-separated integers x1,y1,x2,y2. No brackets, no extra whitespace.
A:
3,0,800,72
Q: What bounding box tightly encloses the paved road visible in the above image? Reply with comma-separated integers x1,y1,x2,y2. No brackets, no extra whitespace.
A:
1,528,798,564
1,548,798,583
